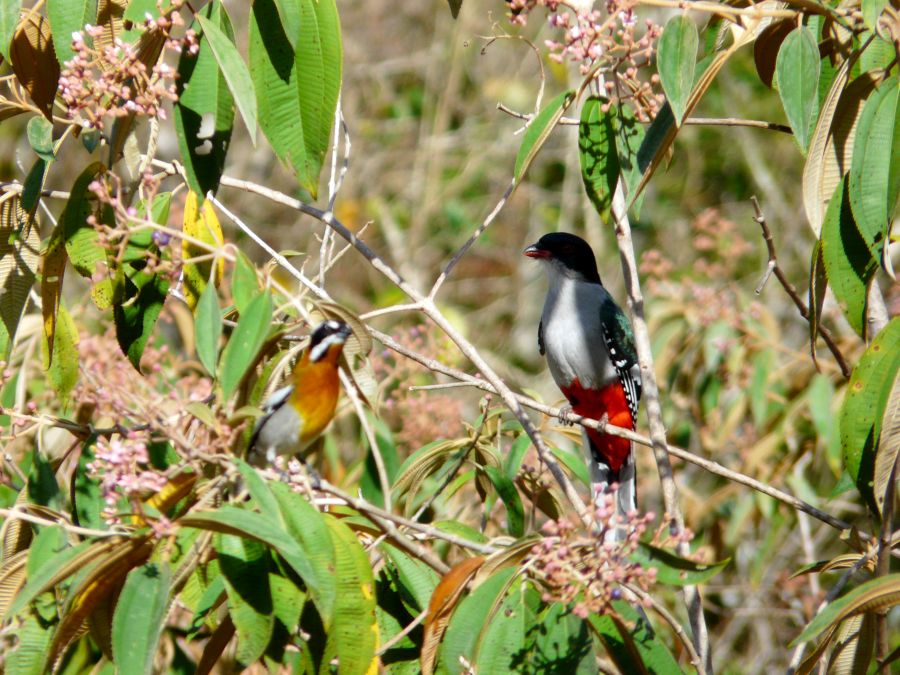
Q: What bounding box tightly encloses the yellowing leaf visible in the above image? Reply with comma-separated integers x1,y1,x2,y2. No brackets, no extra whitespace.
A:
182,191,225,310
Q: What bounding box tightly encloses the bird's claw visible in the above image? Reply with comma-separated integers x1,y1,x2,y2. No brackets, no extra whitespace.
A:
558,404,575,425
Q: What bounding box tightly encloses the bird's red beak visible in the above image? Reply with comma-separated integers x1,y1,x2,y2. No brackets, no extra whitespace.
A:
524,244,550,259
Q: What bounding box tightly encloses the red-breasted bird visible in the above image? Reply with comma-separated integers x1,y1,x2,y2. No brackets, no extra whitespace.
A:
525,232,642,527
250,320,351,466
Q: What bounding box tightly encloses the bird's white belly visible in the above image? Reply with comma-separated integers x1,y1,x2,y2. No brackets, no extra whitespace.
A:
541,281,615,389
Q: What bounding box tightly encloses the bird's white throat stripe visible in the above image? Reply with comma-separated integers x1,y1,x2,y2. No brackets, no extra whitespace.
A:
310,333,344,361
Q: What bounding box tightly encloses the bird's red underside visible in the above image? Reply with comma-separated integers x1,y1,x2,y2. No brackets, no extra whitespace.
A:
560,378,633,473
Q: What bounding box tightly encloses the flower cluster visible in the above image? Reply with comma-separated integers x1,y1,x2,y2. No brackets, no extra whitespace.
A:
508,0,664,121
527,490,661,617
86,435,168,524
57,5,197,130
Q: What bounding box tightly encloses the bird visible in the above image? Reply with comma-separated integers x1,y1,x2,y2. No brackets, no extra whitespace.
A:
249,320,352,467
524,232,642,534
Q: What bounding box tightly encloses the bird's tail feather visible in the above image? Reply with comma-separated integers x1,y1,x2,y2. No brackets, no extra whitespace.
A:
583,430,636,543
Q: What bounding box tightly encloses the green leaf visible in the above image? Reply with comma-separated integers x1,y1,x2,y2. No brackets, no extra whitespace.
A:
111,563,172,675
60,162,114,310
26,115,53,162
578,96,620,221
196,9,257,144
194,281,222,377
631,542,729,586
234,459,279,518
0,0,22,62
114,266,169,371
249,0,342,199
861,0,887,32
268,482,336,626
657,15,698,124
21,157,48,215
503,434,531,480
231,250,259,314
820,177,876,337
216,533,274,665
174,1,235,196
549,445,590,488
46,0,93,66
848,74,899,259
529,602,594,673
219,290,273,399
514,90,575,182
27,449,61,509
381,543,439,613
474,583,529,672
272,0,301,47
483,466,525,537
320,515,378,675
614,103,647,218
590,600,683,674
840,318,900,512
441,567,517,675
5,611,53,674
775,26,820,153
41,301,79,401
809,238,827,366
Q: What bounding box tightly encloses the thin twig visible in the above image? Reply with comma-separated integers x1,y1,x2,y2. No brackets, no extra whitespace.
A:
751,196,852,379
497,103,793,134
623,582,703,670
377,608,428,655
0,507,122,539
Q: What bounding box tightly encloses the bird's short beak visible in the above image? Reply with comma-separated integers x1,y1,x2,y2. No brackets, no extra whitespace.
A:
524,244,549,259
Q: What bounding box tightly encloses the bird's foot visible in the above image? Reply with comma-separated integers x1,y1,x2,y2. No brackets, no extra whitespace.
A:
558,404,575,425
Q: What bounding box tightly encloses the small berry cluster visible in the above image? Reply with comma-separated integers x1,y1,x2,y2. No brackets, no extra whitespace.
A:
527,491,688,617
508,0,664,121
57,4,197,130
86,435,168,524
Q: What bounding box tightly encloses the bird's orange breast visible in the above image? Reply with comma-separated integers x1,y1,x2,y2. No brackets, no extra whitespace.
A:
290,347,342,447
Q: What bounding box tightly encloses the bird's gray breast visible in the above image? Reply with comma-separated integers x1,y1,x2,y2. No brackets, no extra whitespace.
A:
540,278,616,389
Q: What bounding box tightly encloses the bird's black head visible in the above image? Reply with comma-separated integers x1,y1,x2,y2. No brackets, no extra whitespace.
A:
308,320,352,362
524,232,602,284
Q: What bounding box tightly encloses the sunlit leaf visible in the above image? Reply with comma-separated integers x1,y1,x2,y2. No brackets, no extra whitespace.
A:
0,0,22,62
41,301,79,401
514,90,575,183
26,115,53,162
194,281,222,377
483,466,524,537
219,290,272,399
111,562,173,675
196,8,257,144
657,15,698,124
181,190,225,310
249,0,342,198
46,0,93,66
631,542,729,586
774,26,820,153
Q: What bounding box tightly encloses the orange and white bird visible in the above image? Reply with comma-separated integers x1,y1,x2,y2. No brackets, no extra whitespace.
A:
250,320,351,465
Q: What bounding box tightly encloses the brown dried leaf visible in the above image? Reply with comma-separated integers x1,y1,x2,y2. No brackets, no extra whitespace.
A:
754,19,795,88
802,56,870,236
874,368,900,515
421,556,485,675
10,11,59,119
0,549,28,619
